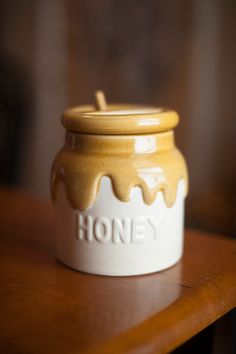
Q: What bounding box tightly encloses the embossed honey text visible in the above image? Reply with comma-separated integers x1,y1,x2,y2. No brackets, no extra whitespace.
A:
75,215,165,244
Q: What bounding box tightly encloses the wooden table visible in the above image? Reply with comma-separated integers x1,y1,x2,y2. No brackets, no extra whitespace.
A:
0,188,236,354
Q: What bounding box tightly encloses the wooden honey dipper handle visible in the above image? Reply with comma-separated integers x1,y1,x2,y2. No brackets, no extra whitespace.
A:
95,90,108,111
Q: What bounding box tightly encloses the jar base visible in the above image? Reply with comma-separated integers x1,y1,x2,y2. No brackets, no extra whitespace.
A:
57,252,183,277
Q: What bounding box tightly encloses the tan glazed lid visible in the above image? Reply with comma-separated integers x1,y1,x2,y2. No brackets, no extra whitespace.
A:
62,91,179,135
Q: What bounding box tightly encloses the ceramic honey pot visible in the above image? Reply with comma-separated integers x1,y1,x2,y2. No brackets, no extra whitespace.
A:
51,91,188,276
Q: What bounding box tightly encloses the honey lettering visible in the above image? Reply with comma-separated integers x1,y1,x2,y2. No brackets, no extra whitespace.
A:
75,214,165,244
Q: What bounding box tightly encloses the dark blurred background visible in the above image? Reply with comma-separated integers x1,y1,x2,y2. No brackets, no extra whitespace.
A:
0,0,236,237
0,1,236,353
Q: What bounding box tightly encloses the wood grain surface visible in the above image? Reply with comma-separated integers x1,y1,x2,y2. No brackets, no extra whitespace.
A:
0,187,236,354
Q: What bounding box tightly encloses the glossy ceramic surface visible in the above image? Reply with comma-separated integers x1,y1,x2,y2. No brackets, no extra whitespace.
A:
51,98,188,275
62,104,179,135
51,131,188,210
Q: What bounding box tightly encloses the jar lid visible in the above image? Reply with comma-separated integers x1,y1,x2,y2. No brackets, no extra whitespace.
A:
62,91,179,135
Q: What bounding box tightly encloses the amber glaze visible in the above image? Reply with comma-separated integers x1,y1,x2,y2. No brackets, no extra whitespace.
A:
52,102,188,210
51,130,188,210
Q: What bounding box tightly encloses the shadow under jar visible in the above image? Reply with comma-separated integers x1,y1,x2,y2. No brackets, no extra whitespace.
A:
51,94,188,276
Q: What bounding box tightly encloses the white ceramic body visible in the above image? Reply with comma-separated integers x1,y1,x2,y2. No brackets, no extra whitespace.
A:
55,177,185,276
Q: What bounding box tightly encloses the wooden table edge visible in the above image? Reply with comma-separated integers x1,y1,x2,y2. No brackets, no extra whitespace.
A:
85,268,236,354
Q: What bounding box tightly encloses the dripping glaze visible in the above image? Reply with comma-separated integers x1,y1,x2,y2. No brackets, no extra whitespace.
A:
51,130,188,211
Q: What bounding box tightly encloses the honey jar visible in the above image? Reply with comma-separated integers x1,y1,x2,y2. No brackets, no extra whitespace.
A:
51,92,188,276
